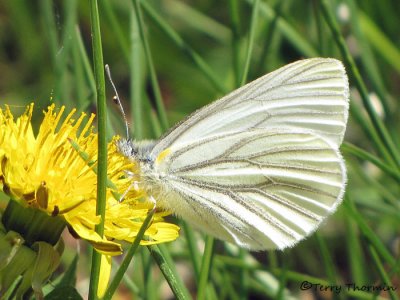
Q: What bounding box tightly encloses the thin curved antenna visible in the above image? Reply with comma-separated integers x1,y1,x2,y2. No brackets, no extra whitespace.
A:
105,64,130,139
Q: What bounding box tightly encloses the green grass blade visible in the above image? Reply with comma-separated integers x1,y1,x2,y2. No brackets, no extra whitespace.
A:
165,0,231,43
197,236,215,300
181,222,201,279
130,7,144,139
132,0,169,130
74,26,97,104
320,0,400,169
254,1,284,76
141,249,153,300
359,12,400,73
104,208,155,300
240,0,259,86
346,0,391,117
140,1,228,94
348,159,399,211
367,245,399,300
54,0,77,104
247,0,318,57
100,1,130,62
148,244,192,300
40,0,58,67
343,197,396,268
88,0,108,298
315,234,338,284
237,249,249,300
229,0,242,86
345,212,367,285
71,35,88,109
342,143,400,181
349,101,395,168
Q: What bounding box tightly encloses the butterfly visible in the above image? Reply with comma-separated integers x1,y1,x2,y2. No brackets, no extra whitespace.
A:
116,58,349,250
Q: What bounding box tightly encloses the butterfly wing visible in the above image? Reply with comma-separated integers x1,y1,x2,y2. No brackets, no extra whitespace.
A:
150,58,349,160
145,57,349,249
154,129,346,250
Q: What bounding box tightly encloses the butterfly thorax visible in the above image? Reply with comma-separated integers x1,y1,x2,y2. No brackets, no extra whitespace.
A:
116,138,169,201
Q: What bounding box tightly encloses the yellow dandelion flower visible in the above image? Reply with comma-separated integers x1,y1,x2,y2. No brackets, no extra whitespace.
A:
0,103,180,298
0,104,179,254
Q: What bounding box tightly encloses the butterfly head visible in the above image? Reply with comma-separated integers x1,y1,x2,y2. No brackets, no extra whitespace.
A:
116,138,156,164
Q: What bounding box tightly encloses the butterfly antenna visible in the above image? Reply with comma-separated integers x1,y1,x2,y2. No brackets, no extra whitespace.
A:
105,64,130,139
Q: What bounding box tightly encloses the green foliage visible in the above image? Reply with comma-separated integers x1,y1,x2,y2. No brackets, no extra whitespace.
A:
0,0,399,299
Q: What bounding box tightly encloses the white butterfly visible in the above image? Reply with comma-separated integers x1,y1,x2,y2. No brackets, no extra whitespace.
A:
117,58,349,250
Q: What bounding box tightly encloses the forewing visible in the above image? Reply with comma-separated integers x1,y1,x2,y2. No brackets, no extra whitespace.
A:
151,58,348,158
155,130,346,250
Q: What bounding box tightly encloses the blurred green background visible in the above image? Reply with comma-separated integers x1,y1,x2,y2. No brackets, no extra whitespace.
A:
1,0,399,299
